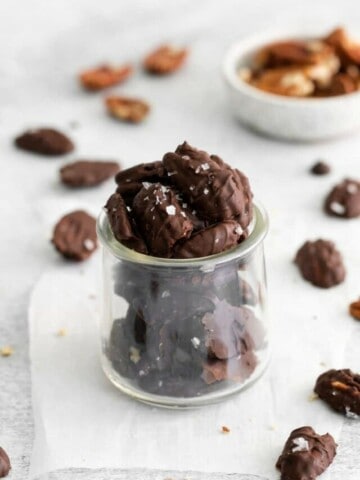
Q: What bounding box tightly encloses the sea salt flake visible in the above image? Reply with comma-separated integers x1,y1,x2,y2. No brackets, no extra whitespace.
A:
234,226,243,236
203,188,209,195
166,205,176,215
215,238,220,244
330,201,346,215
180,212,186,218
292,437,309,453
144,196,149,201
83,239,95,251
195,166,201,174
182,155,190,160
126,206,132,212
201,162,210,170
182,203,187,208
346,183,358,194
142,182,151,189
191,337,200,349
155,195,161,205
162,290,171,298
189,185,195,191
167,171,177,177
345,406,359,419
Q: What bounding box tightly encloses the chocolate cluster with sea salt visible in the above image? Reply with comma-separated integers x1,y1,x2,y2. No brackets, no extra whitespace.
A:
105,141,253,258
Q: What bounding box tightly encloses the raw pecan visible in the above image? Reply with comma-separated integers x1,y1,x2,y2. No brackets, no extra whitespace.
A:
79,64,133,91
143,45,188,74
349,300,360,320
105,96,150,123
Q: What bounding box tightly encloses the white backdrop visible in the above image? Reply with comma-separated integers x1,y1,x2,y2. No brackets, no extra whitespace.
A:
0,0,360,478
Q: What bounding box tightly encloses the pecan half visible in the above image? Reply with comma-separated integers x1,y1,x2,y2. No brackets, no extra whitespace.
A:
79,64,133,91
143,45,188,74
106,95,150,123
315,368,360,417
349,300,360,320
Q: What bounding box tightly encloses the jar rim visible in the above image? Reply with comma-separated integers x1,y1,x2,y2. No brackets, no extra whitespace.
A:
96,200,269,268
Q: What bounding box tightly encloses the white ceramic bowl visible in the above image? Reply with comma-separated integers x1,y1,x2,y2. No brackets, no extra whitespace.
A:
223,29,360,142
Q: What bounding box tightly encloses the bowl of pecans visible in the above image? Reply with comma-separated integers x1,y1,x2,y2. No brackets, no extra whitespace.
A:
223,26,360,142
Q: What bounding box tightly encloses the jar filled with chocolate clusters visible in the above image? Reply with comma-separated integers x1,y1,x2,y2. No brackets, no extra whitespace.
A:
97,142,269,407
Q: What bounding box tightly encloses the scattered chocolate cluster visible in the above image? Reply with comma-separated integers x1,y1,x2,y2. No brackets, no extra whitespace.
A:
240,27,360,98
315,369,360,418
324,178,360,218
276,426,337,480
295,239,346,289
103,142,264,396
106,141,253,258
0,447,10,478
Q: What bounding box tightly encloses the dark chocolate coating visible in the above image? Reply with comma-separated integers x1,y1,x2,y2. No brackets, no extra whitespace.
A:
315,369,360,417
163,142,253,229
105,193,148,254
15,128,74,156
60,160,120,187
276,426,337,480
52,210,97,261
324,178,360,218
174,220,243,258
0,447,11,478
132,183,193,257
115,161,165,186
295,239,346,288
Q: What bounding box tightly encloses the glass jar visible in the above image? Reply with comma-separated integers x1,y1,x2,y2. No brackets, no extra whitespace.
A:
97,202,269,408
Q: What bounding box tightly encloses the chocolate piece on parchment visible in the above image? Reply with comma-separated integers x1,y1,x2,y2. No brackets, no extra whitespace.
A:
52,210,97,261
324,178,360,218
315,368,360,418
163,142,253,229
60,160,120,187
105,193,147,254
0,448,11,478
295,239,346,288
276,426,337,480
15,128,74,156
132,183,193,257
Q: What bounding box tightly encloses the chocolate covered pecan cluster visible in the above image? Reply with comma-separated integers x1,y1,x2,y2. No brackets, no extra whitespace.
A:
106,141,253,258
240,27,360,98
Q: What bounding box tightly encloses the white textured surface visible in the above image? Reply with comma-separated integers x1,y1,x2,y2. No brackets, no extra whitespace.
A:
0,0,359,479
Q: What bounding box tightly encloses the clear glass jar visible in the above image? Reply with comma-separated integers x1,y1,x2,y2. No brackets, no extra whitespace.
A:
97,202,269,408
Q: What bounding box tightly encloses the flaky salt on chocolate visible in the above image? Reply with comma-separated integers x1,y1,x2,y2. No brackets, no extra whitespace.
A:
163,142,253,229
276,426,337,480
295,239,346,288
115,161,166,201
315,369,360,418
107,141,253,259
324,178,360,218
132,183,193,257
